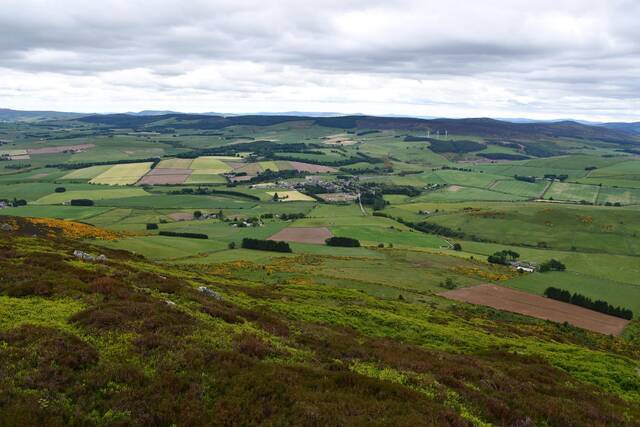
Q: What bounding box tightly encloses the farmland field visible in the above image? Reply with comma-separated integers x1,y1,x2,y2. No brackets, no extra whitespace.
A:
2,112,640,424
544,182,599,202
440,284,629,335
89,162,153,185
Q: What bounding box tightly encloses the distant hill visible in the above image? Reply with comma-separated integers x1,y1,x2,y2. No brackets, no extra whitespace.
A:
0,108,84,122
601,122,640,135
74,113,639,144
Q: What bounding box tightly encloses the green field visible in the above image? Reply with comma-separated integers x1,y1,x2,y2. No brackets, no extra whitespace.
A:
544,182,599,202
34,188,150,204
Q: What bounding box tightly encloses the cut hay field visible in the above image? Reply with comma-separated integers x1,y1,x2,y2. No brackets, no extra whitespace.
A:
269,190,315,202
60,165,113,180
89,162,153,185
190,157,233,174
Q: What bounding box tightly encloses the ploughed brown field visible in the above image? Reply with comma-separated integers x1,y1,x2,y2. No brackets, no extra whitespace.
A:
439,284,629,335
268,227,334,244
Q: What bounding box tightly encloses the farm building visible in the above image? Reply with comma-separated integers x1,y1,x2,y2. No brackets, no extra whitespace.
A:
510,261,537,273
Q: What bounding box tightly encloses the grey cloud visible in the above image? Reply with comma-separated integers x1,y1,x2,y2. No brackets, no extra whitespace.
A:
0,0,638,119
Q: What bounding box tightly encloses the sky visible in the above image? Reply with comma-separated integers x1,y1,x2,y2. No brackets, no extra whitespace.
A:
1,0,639,121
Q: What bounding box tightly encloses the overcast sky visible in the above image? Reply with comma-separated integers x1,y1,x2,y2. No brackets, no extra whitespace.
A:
1,0,639,121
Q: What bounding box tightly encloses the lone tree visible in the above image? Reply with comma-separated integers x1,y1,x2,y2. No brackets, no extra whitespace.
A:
194,210,203,219
272,192,279,202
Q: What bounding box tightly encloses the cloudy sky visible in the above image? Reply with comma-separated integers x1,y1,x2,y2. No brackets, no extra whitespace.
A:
1,0,639,121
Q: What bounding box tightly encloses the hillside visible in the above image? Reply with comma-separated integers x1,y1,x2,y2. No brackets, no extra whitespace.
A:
0,216,639,425
73,113,640,144
0,108,84,122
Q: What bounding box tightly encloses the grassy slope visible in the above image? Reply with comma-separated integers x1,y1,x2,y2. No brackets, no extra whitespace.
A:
0,216,639,426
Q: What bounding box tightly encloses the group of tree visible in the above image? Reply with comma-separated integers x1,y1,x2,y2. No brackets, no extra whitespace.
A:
1,198,27,207
241,238,291,253
325,236,360,247
544,287,633,320
539,259,566,272
360,191,388,211
158,231,208,239
478,153,530,161
48,157,161,170
487,250,520,265
544,174,569,181
69,199,94,206
514,175,537,183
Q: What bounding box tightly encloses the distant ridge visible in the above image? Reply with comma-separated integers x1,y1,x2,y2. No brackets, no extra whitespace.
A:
74,113,639,143
0,108,84,122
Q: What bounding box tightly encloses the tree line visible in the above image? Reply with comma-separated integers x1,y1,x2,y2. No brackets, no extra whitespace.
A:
544,287,633,320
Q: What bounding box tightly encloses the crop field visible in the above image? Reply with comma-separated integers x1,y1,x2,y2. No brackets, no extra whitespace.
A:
60,165,113,180
416,186,526,202
190,156,233,173
595,186,640,205
439,284,629,335
268,190,315,201
544,182,599,202
156,158,194,169
268,227,333,244
34,188,150,204
490,179,548,198
89,162,153,185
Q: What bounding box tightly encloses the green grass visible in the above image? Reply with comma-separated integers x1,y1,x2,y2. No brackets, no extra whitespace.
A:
545,182,599,202
94,194,257,209
413,186,526,202
34,188,150,204
597,187,640,206
490,179,548,198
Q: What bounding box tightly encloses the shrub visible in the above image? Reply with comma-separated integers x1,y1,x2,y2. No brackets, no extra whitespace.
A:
70,199,94,206
146,223,159,230
241,238,291,253
452,243,462,251
325,236,361,247
158,231,208,239
54,187,66,193
539,259,566,272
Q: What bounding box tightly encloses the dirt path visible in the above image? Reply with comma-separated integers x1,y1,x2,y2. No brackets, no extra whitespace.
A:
357,193,367,216
539,180,553,198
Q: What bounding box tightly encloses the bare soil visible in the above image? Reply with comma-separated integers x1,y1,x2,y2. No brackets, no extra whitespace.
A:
439,284,629,335
268,227,334,244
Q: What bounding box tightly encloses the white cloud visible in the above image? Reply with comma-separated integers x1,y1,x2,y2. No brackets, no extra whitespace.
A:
0,0,638,120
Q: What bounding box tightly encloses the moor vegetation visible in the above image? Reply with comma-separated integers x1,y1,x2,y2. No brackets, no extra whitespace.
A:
0,216,638,425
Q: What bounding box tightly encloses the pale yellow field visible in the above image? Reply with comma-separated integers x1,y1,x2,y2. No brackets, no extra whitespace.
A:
190,157,233,174
259,161,279,171
90,162,153,185
61,165,113,180
156,158,194,169
268,190,315,202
